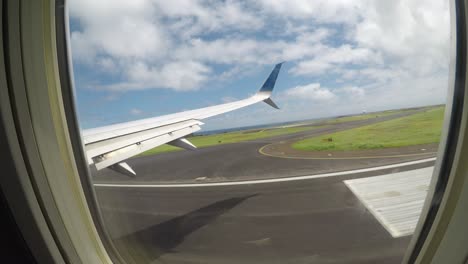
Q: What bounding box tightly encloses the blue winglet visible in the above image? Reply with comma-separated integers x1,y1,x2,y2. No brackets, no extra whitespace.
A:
259,62,284,93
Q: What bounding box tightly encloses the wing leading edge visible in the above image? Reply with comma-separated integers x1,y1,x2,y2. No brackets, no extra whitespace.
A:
83,63,283,176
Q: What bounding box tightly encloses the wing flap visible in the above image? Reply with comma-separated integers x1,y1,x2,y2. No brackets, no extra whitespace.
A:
167,138,197,151
109,162,136,177
85,119,203,159
93,124,201,170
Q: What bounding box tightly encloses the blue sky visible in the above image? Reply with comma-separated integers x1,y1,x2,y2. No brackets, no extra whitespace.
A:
69,0,450,131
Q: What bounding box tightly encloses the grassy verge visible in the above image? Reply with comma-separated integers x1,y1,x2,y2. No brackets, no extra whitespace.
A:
140,125,324,156
292,106,445,151
324,108,415,124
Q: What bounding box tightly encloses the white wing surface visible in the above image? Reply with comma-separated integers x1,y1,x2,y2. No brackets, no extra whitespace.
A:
83,63,283,176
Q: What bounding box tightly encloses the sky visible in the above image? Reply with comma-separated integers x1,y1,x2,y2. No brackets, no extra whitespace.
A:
69,0,450,131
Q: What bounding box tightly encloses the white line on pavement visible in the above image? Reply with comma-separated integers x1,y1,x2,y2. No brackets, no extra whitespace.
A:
93,157,436,188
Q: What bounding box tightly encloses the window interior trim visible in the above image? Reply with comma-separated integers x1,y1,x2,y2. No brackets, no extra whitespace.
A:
0,1,62,262
54,0,127,263
1,0,113,263
404,0,468,263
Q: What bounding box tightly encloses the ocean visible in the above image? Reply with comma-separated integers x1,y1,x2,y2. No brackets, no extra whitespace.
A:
196,118,324,136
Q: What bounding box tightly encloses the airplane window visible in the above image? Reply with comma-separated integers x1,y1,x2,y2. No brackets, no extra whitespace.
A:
69,0,450,263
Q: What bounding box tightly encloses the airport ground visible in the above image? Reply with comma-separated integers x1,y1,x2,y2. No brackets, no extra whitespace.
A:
91,107,441,263
92,107,439,183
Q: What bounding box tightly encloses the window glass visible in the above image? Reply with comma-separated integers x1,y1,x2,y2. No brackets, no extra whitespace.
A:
70,1,449,263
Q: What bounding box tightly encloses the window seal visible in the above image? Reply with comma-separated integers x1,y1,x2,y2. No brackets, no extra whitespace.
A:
404,0,468,262
54,1,126,263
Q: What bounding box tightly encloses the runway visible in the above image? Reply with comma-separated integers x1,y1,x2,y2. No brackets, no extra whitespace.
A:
94,158,435,188
92,109,435,184
94,160,434,264
91,110,438,263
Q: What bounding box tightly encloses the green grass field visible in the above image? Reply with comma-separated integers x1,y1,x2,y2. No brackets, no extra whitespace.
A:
140,125,323,156
292,106,445,151
324,108,414,124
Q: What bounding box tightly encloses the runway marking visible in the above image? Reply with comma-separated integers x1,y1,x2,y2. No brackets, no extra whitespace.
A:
258,144,437,160
93,157,435,188
344,167,433,237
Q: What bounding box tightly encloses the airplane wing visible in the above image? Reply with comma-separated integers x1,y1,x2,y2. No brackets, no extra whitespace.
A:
82,63,283,176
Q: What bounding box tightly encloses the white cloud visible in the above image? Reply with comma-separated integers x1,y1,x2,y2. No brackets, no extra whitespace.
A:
71,0,449,86
291,60,333,75
341,86,365,99
175,38,263,64
283,84,365,107
154,0,264,37
175,28,330,65
70,0,263,91
96,57,118,73
256,0,363,24
296,28,333,43
285,83,336,101
71,0,450,129
352,0,449,78
130,108,143,115
290,44,382,75
355,1,449,58
101,61,211,91
70,0,168,62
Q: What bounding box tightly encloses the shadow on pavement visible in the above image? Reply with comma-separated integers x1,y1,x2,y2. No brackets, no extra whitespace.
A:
113,194,257,262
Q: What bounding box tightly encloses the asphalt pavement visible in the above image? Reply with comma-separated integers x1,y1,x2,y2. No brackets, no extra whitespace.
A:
94,160,434,264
